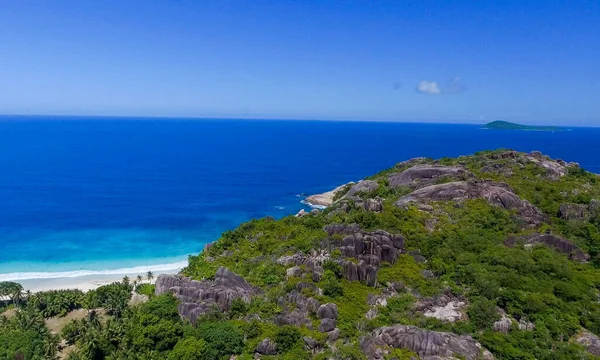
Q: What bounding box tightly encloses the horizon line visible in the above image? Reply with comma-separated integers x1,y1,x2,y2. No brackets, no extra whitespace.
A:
0,113,596,128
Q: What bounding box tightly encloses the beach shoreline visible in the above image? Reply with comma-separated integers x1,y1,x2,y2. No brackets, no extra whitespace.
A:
12,268,184,293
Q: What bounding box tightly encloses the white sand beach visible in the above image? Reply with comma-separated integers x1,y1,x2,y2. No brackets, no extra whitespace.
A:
14,269,181,293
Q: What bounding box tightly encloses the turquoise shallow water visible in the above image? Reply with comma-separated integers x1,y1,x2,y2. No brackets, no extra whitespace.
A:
1,117,599,281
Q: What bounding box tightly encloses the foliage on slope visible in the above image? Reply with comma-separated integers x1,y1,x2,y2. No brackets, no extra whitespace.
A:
2,149,600,359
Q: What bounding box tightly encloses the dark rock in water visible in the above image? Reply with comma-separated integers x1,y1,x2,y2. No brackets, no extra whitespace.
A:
360,325,494,360
395,180,546,227
505,233,589,262
155,267,260,325
389,165,473,189
318,318,336,333
324,223,361,235
575,331,600,356
317,303,338,320
256,338,277,355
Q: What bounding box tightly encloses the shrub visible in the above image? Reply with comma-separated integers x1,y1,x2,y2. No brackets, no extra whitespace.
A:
467,297,499,330
168,338,210,360
274,325,302,353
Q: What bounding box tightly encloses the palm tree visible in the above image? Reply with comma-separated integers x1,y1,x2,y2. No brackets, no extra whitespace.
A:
146,271,154,283
87,309,101,330
136,275,143,283
43,334,59,359
122,276,130,286
11,286,23,308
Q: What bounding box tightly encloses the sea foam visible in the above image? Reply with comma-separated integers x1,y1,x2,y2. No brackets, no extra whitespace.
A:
0,260,188,282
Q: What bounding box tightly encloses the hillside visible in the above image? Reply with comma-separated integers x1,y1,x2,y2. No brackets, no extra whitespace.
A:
482,121,562,131
3,149,600,360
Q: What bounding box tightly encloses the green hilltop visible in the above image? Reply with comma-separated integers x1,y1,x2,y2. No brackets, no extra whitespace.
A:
2,149,600,360
482,120,563,131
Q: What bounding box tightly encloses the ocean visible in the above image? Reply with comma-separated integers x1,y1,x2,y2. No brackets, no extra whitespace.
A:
1,116,599,282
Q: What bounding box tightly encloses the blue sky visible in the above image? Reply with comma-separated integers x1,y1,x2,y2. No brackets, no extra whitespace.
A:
1,1,599,125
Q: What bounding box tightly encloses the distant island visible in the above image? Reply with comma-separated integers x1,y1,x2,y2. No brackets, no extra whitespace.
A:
482,120,564,131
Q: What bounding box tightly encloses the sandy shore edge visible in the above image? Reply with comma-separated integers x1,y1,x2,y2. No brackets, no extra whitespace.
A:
14,269,181,293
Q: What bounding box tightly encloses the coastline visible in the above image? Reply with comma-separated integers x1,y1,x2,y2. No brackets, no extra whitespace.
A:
2,260,187,293
16,269,180,293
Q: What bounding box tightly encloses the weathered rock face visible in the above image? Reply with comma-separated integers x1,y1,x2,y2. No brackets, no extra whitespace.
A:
524,152,569,180
305,182,354,207
360,325,494,360
575,331,600,356
332,195,385,214
155,267,260,325
256,338,277,355
417,294,467,323
275,290,320,328
518,319,535,331
342,180,380,198
317,303,338,320
389,165,474,189
558,203,590,220
318,318,336,332
337,229,405,286
505,233,589,262
395,180,546,227
493,315,513,334
558,201,599,221
316,303,338,334
364,197,384,212
324,223,361,236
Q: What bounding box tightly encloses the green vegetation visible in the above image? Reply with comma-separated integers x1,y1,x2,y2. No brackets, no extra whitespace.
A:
2,149,600,359
482,120,563,131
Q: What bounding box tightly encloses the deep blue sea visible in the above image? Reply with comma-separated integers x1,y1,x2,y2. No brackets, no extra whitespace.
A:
1,116,599,281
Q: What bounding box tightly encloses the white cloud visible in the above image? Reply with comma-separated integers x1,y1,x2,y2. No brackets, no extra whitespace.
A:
416,81,441,94
416,77,466,95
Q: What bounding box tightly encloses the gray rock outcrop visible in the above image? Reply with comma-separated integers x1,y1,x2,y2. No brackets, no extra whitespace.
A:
317,303,338,334
417,294,466,323
305,182,354,207
493,316,513,333
558,202,599,221
505,233,589,262
342,180,380,198
575,330,600,356
155,267,260,325
360,325,494,360
324,223,361,236
317,303,338,320
389,165,474,189
275,290,320,328
395,180,546,227
256,338,277,355
337,230,405,286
